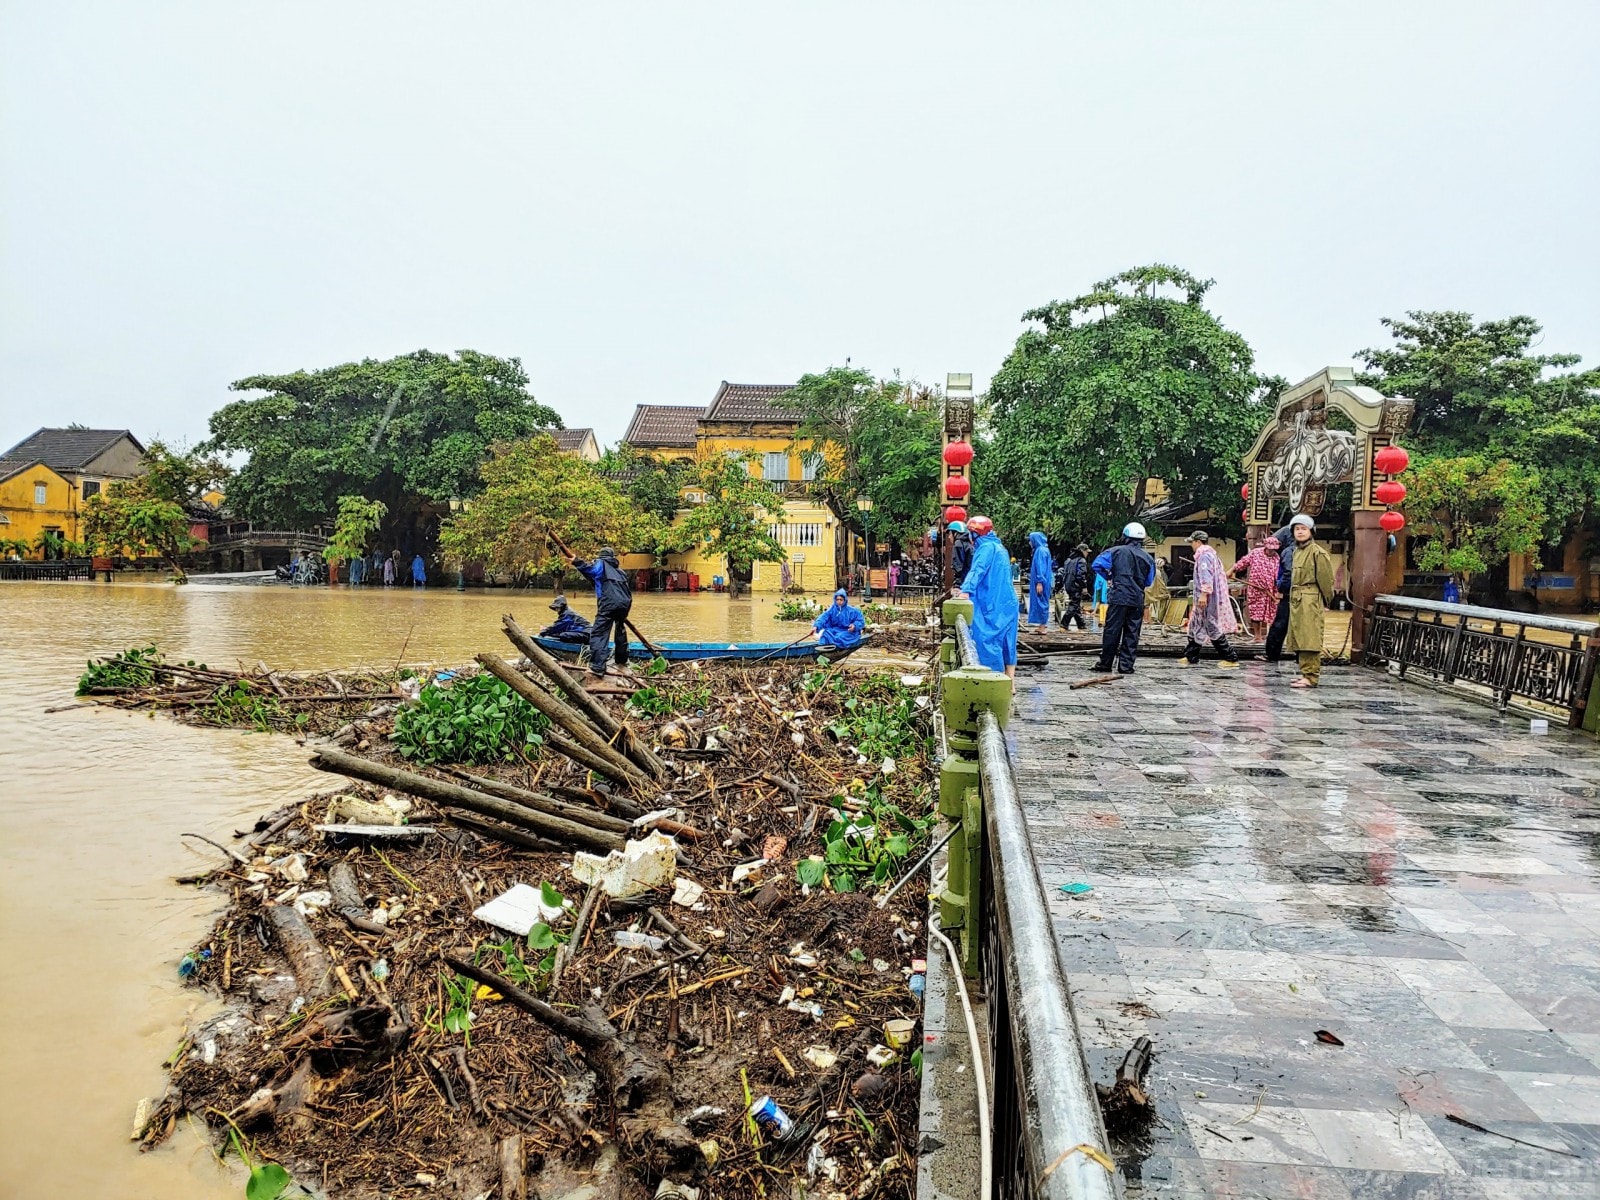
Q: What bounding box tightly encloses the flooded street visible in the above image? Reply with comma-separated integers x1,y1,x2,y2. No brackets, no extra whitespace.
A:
0,580,790,1200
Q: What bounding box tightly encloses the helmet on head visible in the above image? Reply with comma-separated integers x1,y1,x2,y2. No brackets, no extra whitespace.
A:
968,515,994,536
1122,522,1147,540
948,520,967,533
1290,514,1315,530
549,595,568,612
1188,530,1209,544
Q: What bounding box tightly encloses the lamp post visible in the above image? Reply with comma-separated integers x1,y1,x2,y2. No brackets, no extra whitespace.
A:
857,495,874,600
447,497,466,590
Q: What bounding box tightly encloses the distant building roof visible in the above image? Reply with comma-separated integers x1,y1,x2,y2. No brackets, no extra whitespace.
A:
623,405,702,448
0,458,57,485
0,428,145,474
550,428,595,453
703,382,796,422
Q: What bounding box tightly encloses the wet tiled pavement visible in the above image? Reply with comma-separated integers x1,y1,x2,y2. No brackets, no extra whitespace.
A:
1009,656,1600,1199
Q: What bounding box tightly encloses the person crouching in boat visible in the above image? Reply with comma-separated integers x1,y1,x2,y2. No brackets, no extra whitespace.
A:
812,589,865,650
540,594,592,645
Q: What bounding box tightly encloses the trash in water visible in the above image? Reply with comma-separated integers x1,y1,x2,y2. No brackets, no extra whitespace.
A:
472,883,567,937
866,1044,898,1067
1530,719,1549,735
698,1139,721,1166
325,793,413,826
730,860,765,884
748,1095,795,1141
655,1180,699,1200
1314,1029,1345,1046
571,830,677,898
850,1071,892,1104
786,1000,825,1020
613,930,669,953
685,1105,725,1130
178,954,200,978
371,958,390,981
883,1018,914,1049
802,1045,837,1069
908,974,926,1000
1060,882,1094,896
671,877,706,908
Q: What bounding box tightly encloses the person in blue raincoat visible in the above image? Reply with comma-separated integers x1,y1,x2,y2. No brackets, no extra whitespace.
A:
811,589,865,649
957,515,1019,677
1026,531,1053,632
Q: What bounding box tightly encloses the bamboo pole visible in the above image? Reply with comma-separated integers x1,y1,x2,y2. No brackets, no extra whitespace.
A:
477,653,653,790
308,746,625,853
438,766,632,834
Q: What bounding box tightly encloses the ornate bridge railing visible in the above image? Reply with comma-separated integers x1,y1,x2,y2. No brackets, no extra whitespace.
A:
938,606,1119,1199
1365,594,1600,728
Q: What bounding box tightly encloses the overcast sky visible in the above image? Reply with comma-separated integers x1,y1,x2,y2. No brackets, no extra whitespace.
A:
3,2,1597,456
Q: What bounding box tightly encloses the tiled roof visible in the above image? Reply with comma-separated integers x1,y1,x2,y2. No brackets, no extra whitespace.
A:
0,458,47,484
623,405,702,448
703,382,796,422
0,428,144,472
550,428,595,452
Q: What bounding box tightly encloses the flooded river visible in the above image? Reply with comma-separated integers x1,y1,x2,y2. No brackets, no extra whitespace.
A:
0,580,790,1200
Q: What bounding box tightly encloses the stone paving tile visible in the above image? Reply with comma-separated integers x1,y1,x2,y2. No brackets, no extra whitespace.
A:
1009,656,1600,1198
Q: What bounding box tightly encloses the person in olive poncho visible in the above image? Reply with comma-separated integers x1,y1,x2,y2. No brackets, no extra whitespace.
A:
1283,514,1335,687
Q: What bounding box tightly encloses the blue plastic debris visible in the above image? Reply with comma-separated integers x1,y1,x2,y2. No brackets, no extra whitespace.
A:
1059,882,1094,896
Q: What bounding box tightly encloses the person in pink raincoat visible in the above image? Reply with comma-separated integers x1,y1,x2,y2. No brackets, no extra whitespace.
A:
1181,531,1239,668
1231,534,1281,642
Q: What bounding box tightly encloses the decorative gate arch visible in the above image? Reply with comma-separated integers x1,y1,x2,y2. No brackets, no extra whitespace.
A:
1240,367,1414,652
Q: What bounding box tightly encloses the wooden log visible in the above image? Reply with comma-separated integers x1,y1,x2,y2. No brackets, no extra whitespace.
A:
263,904,334,998
438,766,632,834
328,862,390,936
544,726,651,788
499,1136,527,1200
308,747,625,853
258,661,291,699
444,812,566,854
477,654,648,789
503,615,672,784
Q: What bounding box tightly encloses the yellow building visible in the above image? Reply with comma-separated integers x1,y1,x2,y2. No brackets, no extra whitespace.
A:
621,383,844,593
0,461,79,556
0,428,148,556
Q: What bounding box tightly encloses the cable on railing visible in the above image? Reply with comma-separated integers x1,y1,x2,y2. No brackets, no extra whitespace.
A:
977,709,1119,1200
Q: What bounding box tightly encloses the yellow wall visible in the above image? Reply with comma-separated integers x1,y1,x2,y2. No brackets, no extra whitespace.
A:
0,464,78,555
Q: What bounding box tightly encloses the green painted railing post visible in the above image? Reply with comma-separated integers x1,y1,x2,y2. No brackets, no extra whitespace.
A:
937,598,1011,976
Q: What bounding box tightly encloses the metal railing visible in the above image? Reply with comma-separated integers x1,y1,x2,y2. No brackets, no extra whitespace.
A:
0,558,93,581
947,613,1119,1199
1365,594,1600,726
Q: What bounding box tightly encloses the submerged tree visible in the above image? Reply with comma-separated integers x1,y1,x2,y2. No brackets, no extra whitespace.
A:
667,453,787,597
978,264,1263,545
82,441,231,582
438,435,661,581
323,496,389,573
205,350,562,541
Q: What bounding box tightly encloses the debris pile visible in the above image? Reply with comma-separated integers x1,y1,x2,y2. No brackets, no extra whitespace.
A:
131,614,940,1200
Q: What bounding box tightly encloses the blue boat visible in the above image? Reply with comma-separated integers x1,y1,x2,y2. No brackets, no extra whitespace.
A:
534,636,858,663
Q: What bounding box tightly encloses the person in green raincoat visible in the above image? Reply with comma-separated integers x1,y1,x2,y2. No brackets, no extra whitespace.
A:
1283,514,1335,688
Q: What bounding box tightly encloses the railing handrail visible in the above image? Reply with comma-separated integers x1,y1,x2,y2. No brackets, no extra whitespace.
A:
1374,594,1598,637
977,710,1118,1200
954,614,980,669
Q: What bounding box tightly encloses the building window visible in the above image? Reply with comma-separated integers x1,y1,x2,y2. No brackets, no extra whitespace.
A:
802,452,822,481
34,482,47,505
762,452,789,482
768,522,822,547
81,480,101,500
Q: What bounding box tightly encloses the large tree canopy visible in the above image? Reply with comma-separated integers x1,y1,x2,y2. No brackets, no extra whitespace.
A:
1356,311,1600,543
783,367,942,551
977,264,1263,546
205,350,562,535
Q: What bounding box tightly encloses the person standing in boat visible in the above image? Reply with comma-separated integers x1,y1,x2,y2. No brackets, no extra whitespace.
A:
811,588,865,650
570,546,634,681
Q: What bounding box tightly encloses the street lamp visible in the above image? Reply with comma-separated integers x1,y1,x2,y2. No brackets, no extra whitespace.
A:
857,495,874,600
448,497,466,590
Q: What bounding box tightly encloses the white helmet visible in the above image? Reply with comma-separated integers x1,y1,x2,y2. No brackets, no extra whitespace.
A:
1122,522,1147,540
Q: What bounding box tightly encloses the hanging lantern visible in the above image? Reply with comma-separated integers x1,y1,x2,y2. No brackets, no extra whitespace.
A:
1379,510,1406,533
1241,508,1249,522
942,439,974,468
944,475,970,501
943,505,968,525
1374,480,1407,505
1373,445,1410,475
1240,483,1250,501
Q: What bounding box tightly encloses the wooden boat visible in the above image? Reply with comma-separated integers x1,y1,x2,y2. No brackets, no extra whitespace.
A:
533,636,862,663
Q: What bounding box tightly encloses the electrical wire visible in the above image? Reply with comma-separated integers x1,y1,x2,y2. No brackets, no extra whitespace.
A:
929,909,992,1200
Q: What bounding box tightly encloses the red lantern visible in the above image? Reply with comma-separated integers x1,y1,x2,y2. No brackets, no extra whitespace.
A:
1379,510,1406,533
1241,509,1249,522
1373,445,1410,475
1240,483,1250,501
1374,480,1407,505
943,505,968,525
942,439,974,468
944,475,970,501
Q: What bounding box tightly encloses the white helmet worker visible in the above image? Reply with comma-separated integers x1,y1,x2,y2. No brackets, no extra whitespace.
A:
1122,522,1147,540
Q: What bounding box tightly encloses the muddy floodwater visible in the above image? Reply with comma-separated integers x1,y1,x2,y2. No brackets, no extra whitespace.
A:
0,580,794,1200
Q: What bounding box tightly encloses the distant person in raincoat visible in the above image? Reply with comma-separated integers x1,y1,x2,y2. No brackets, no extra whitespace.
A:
411,553,427,587
1179,531,1239,668
948,520,973,581
957,515,1019,677
1231,535,1281,641
540,594,592,645
1283,514,1335,688
812,589,865,650
1091,522,1157,674
1056,544,1091,631
1026,531,1053,632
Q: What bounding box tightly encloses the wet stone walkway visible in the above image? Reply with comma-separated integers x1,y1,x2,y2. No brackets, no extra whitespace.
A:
1009,655,1600,1199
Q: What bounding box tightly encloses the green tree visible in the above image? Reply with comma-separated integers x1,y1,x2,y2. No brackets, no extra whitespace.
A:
205,350,562,541
1356,311,1600,543
81,441,231,582
667,453,787,597
1402,455,1545,602
978,264,1263,546
324,496,389,570
597,444,692,521
438,435,661,581
783,368,943,553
